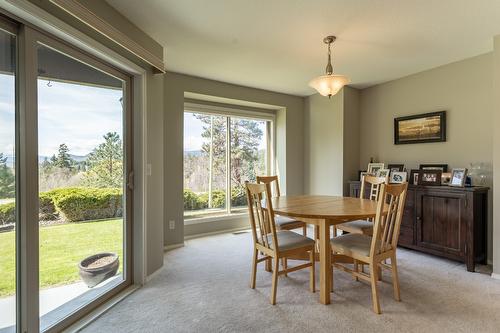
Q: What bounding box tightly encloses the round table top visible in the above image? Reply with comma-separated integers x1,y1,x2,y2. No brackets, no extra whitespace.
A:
270,195,381,221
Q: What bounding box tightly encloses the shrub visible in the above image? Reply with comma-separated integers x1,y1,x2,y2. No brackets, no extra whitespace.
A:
184,189,204,210
231,187,247,207
0,202,15,225
183,188,248,211
51,187,122,222
39,191,57,221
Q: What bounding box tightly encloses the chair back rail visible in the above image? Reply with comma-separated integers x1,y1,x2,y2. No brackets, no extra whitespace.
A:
370,183,408,255
245,182,278,253
360,175,388,201
256,175,281,198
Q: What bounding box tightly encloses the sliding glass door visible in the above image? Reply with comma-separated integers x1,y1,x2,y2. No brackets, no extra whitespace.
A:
0,14,133,332
36,40,131,331
0,20,17,333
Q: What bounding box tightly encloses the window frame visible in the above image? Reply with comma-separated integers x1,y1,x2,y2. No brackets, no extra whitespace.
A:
183,102,275,222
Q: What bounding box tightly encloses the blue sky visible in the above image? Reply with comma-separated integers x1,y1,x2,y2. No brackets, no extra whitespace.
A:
0,73,123,158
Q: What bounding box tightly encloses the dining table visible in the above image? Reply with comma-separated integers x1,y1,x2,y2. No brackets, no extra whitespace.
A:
270,195,384,305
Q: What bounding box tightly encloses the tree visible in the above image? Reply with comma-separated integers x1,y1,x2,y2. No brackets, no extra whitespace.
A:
84,132,123,188
53,143,74,170
194,115,263,189
0,153,15,198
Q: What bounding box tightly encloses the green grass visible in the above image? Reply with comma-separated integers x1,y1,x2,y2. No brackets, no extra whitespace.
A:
0,219,123,297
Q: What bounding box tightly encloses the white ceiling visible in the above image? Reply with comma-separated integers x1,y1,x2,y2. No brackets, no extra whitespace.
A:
107,0,500,96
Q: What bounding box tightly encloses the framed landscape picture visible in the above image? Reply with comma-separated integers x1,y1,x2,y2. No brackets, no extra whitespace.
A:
394,111,446,145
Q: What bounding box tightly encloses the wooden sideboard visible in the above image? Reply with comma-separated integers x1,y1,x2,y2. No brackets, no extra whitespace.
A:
348,181,489,272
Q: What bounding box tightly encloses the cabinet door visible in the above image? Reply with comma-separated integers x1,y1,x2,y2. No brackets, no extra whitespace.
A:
398,189,415,247
416,190,466,258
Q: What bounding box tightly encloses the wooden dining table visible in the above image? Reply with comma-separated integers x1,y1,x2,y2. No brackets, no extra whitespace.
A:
270,195,382,305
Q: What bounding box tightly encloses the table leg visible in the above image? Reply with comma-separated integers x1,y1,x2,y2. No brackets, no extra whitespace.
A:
319,221,331,304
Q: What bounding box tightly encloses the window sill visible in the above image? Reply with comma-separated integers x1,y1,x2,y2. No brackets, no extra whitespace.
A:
184,212,247,225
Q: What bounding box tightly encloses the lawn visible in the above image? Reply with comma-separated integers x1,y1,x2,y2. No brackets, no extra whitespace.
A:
0,219,123,297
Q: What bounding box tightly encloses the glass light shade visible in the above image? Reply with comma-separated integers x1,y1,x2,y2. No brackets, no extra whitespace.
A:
309,74,350,97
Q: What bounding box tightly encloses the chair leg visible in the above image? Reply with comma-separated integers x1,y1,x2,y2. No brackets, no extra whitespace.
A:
302,224,307,236
354,259,359,281
391,254,401,301
369,263,381,314
282,258,288,277
378,264,382,281
271,257,280,305
333,226,338,237
250,248,258,289
331,266,334,292
309,250,315,292
265,257,272,272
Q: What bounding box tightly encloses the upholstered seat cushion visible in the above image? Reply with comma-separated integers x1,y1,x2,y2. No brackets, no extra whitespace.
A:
274,215,304,228
331,233,389,257
336,220,373,235
266,230,315,251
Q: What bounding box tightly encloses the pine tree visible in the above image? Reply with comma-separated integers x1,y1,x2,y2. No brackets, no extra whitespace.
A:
54,143,74,170
0,153,15,198
84,132,123,188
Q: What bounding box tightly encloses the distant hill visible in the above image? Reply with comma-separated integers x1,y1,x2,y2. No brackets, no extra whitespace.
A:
2,154,88,168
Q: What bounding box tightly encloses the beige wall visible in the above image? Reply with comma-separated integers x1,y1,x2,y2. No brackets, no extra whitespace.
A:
304,87,360,196
164,72,304,246
359,53,494,261
343,88,361,196
304,91,344,195
492,36,500,275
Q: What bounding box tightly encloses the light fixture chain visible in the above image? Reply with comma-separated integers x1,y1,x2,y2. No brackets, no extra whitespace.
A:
325,40,333,75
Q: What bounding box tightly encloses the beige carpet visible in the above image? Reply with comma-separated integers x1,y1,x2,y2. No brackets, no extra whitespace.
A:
82,230,500,332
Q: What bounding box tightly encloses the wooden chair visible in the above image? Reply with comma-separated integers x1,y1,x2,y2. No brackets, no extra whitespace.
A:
335,175,388,236
256,176,307,236
330,182,408,314
246,182,316,305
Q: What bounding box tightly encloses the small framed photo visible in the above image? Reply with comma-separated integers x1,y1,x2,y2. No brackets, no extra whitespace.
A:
409,169,420,185
419,164,448,173
387,164,405,173
390,171,407,184
419,170,442,186
367,163,385,175
449,168,467,187
376,168,390,179
441,172,452,185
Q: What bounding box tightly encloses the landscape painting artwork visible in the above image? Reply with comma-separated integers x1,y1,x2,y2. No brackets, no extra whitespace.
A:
394,111,446,144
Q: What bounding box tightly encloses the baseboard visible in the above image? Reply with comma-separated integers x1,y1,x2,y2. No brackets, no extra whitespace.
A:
491,272,500,280
184,226,250,240
145,266,163,282
163,243,184,252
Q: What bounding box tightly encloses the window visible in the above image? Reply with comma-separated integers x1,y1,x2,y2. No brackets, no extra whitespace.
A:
183,109,273,219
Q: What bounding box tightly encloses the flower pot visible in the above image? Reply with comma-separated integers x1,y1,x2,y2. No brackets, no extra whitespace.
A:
79,252,119,288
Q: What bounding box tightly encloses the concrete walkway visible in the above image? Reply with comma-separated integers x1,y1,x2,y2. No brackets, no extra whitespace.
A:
0,282,88,330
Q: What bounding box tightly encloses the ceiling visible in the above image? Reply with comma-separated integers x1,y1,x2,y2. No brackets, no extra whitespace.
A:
107,0,500,96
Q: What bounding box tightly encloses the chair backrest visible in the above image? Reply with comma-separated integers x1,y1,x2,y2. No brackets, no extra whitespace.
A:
360,175,387,201
245,182,278,253
256,175,281,198
370,182,408,256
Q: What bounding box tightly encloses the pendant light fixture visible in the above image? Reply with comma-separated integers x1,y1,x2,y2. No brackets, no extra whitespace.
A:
308,35,349,98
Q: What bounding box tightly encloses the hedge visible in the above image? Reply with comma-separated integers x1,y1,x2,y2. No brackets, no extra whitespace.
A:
52,188,122,222
184,187,248,211
0,187,123,225
0,202,15,225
